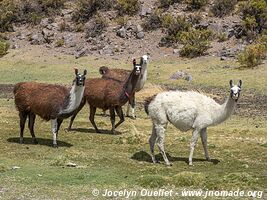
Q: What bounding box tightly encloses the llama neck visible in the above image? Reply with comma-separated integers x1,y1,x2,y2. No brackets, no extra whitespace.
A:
60,83,85,114
136,62,148,91
212,96,237,125
122,71,139,100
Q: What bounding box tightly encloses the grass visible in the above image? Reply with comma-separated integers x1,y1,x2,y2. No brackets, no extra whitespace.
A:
0,47,266,199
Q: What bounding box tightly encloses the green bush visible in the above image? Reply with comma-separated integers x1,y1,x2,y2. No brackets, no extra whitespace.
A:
116,0,140,16
55,39,64,47
238,43,266,68
161,15,192,44
179,29,212,57
0,39,10,57
72,0,114,22
143,9,163,31
0,0,18,32
239,0,267,38
186,0,208,10
188,13,202,25
217,32,228,42
157,0,180,8
211,0,237,17
115,16,129,26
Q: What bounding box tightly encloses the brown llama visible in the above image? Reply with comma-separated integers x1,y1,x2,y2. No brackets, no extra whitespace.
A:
99,55,149,118
13,69,87,147
67,59,142,133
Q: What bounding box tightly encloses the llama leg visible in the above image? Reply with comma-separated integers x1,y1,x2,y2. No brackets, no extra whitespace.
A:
67,98,86,131
200,128,210,161
109,108,116,133
189,129,200,166
114,106,125,128
51,119,58,148
156,124,171,166
149,124,157,164
89,106,100,133
28,112,38,144
57,119,63,132
19,111,27,144
130,94,136,119
126,103,131,117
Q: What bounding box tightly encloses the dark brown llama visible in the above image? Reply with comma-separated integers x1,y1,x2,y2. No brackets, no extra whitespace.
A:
99,55,149,118
13,69,87,147
68,60,142,133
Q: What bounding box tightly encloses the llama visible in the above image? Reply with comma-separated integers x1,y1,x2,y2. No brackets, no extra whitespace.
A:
67,59,142,133
99,55,149,118
13,69,87,147
145,80,242,166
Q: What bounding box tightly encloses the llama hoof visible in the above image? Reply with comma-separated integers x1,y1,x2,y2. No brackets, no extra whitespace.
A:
206,157,211,162
189,162,194,166
53,144,58,148
166,163,173,166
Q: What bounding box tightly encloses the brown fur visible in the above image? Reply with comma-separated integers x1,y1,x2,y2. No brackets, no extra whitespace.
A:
144,94,157,115
14,82,70,121
100,66,130,82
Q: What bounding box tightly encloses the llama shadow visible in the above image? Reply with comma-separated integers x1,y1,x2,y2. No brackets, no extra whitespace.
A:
131,151,220,165
7,137,73,148
68,128,122,135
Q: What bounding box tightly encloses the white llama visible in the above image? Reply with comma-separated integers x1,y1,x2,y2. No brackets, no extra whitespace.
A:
145,80,242,166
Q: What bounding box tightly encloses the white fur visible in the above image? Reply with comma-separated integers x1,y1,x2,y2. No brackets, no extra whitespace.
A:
147,87,240,166
51,119,58,146
60,84,85,114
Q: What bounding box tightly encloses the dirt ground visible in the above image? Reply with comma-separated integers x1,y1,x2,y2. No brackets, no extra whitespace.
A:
2,83,266,119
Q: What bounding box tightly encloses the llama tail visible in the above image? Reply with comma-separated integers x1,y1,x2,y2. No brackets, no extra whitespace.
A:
99,66,109,75
144,95,157,115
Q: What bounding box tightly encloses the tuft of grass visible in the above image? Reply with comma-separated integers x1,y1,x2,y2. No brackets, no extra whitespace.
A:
172,171,206,187
137,174,169,188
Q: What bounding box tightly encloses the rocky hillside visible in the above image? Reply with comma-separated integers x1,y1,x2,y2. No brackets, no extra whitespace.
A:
0,0,266,62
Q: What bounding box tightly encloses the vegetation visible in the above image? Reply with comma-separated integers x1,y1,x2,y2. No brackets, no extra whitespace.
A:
210,0,237,17
161,15,192,44
239,0,267,40
217,32,228,42
238,43,267,68
143,9,163,31
0,0,18,32
72,0,114,22
186,0,208,10
0,39,9,57
116,0,140,16
179,29,212,57
157,0,180,8
0,49,266,199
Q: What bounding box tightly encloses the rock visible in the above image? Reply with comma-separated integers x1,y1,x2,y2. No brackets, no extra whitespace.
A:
136,24,143,33
140,6,147,16
30,33,44,45
173,49,179,54
66,162,77,167
102,45,114,55
136,31,144,39
220,56,227,60
146,8,152,15
195,22,209,29
75,47,88,59
42,29,55,44
170,71,192,81
117,26,126,38
40,18,53,28
12,166,21,170
185,75,193,82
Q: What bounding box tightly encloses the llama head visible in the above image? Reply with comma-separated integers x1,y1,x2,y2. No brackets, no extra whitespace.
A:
229,80,242,101
140,54,149,65
132,58,141,75
74,68,87,86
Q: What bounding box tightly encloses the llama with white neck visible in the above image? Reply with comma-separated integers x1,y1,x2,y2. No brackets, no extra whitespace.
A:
13,69,87,147
145,80,242,166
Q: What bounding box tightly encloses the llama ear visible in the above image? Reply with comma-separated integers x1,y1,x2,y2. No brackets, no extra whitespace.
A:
74,68,78,75
238,80,242,88
229,80,233,87
83,70,87,76
133,58,136,65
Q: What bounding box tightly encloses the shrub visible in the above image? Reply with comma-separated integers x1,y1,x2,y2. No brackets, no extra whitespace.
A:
186,0,208,10
116,0,140,16
143,9,163,31
217,32,228,42
0,39,10,57
239,0,267,38
161,15,192,44
211,0,237,17
179,29,212,57
85,15,108,38
55,39,64,47
157,0,180,8
0,0,18,32
115,16,129,27
72,0,114,22
238,43,266,68
188,13,202,25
